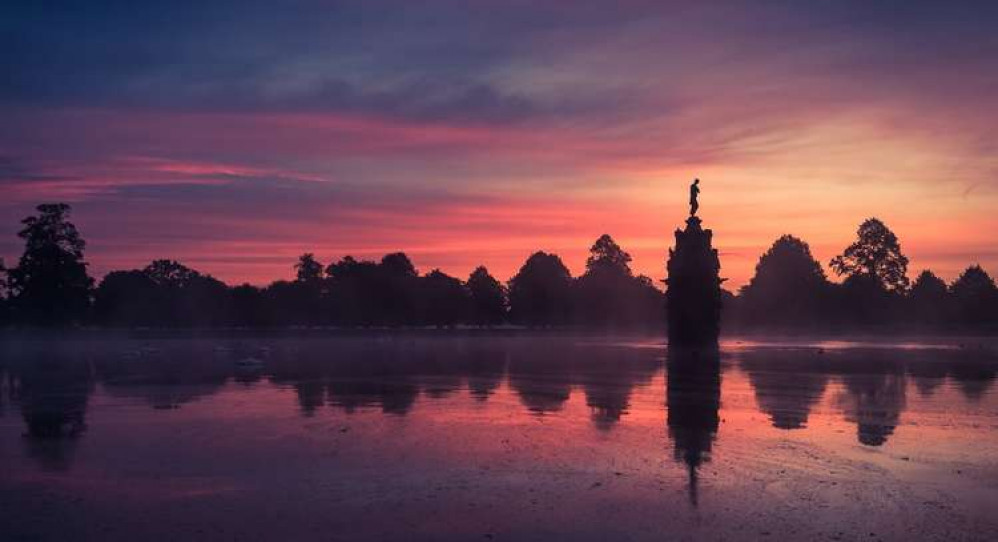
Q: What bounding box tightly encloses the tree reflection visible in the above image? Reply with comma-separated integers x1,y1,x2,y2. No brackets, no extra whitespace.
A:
835,354,906,447
740,349,828,430
579,345,660,431
507,342,573,415
666,347,721,507
98,342,229,410
8,347,94,471
949,354,997,402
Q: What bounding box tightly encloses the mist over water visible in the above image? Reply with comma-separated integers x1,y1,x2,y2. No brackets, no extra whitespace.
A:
1,333,997,540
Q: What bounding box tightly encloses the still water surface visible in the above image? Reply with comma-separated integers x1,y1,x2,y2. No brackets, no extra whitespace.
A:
1,334,997,541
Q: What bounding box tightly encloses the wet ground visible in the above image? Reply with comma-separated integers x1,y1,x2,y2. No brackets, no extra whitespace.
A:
1,333,997,541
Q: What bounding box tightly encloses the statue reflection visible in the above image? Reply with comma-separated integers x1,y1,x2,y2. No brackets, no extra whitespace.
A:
666,347,720,507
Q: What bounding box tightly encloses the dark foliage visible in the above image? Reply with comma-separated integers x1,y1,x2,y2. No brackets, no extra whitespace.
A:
7,204,93,326
830,218,909,292
3,203,996,330
738,235,830,326
467,266,506,325
575,234,664,328
950,265,998,324
907,270,949,324
294,253,324,283
508,251,573,326
419,270,470,327
95,260,229,327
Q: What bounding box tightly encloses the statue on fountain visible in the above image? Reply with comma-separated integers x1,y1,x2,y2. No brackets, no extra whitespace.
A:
689,178,700,216
666,178,722,347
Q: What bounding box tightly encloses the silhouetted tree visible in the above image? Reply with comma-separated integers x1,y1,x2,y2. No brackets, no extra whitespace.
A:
229,284,267,327
586,234,632,276
294,253,324,283
264,279,324,326
738,235,830,327
7,204,93,326
575,234,663,327
508,251,572,326
95,260,229,327
0,258,8,326
377,252,419,325
907,270,950,325
467,266,506,325
950,265,998,324
325,256,380,325
419,270,470,327
94,270,159,326
830,218,909,292
380,252,417,278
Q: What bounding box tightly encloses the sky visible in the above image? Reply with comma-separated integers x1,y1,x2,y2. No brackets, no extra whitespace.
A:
2,1,997,289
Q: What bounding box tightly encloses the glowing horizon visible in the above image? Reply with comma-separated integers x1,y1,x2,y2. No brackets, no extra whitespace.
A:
3,2,996,290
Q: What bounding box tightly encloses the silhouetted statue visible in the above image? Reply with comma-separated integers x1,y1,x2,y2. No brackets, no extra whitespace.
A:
666,183,723,346
689,178,700,216
690,179,700,216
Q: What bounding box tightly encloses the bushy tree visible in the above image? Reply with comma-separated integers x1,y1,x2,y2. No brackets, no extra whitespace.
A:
419,270,469,327
907,270,949,324
378,252,419,325
585,234,632,277
94,270,159,326
325,256,380,325
95,260,228,327
0,258,8,325
508,251,572,326
830,218,909,292
738,235,830,326
229,284,267,327
294,253,324,283
950,265,998,324
8,203,93,325
467,266,506,326
575,234,663,327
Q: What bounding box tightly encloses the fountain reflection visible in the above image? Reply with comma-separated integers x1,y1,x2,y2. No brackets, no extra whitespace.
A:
666,347,721,507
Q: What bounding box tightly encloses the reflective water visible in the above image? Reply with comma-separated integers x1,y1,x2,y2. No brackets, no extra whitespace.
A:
1,334,996,541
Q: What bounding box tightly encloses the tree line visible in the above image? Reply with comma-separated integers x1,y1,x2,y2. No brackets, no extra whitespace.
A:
1,204,996,329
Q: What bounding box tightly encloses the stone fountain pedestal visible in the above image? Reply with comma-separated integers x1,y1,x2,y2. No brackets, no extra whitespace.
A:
666,216,722,346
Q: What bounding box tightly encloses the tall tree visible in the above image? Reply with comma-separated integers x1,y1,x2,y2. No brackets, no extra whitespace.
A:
830,218,909,292
8,203,93,325
508,251,572,326
467,266,506,326
739,235,829,325
294,253,324,283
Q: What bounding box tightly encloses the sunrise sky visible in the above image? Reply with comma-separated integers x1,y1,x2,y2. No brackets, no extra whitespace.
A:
2,1,996,289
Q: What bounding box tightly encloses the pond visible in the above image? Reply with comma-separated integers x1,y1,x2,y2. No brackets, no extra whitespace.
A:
1,333,996,540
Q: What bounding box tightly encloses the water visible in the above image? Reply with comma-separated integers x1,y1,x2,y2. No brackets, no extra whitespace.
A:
1,333,996,541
